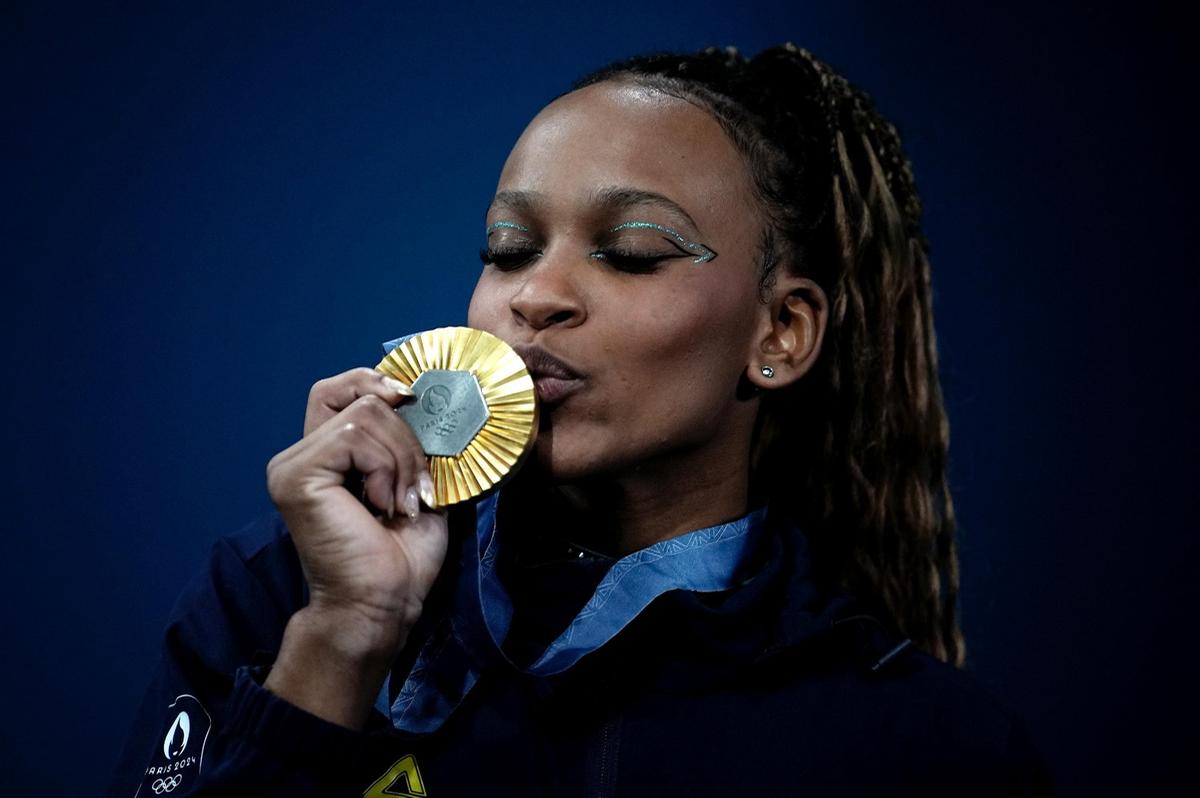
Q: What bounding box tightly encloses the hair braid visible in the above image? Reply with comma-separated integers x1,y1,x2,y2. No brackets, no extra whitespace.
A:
569,43,965,667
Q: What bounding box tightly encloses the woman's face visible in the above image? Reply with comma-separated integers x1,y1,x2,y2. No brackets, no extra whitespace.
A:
467,80,768,482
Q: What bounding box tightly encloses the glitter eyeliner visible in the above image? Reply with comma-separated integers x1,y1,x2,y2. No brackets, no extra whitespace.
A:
608,221,717,263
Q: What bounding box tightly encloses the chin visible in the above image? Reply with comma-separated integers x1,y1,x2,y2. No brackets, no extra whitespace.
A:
523,424,625,484
530,441,595,482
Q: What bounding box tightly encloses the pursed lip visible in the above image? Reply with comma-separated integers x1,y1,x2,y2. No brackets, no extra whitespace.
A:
512,344,585,404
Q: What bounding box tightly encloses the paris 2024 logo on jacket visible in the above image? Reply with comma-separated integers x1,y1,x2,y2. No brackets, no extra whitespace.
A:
135,694,211,795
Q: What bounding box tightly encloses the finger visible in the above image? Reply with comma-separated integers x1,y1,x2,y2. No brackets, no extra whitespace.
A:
390,402,433,515
338,394,429,521
272,413,400,513
304,367,415,436
320,415,398,489
363,466,397,518
383,509,450,595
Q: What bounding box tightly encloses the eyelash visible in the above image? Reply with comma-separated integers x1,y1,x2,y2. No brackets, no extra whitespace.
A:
477,246,669,274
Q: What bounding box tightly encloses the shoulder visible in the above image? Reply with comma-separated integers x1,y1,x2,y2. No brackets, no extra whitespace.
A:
755,640,1052,794
178,511,305,613
162,511,306,674
874,647,1026,741
876,651,1053,793
210,511,307,606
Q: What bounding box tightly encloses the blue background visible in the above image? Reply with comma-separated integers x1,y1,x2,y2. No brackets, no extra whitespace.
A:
3,2,1194,794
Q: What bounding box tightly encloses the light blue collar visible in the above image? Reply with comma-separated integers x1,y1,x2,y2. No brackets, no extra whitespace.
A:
375,491,768,733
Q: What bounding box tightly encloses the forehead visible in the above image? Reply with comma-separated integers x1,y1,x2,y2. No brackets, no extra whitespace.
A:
494,81,757,231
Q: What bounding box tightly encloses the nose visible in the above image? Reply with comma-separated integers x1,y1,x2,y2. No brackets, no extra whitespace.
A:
508,250,587,331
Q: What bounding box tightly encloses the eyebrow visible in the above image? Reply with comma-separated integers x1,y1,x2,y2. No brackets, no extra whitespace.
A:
486,185,702,233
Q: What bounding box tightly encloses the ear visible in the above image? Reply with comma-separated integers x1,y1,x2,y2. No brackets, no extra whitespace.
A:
746,274,828,391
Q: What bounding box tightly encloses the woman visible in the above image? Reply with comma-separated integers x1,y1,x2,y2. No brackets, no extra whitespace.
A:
108,43,1050,796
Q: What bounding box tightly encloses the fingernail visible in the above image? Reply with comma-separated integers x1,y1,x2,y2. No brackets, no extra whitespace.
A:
418,471,435,508
404,487,420,520
382,377,414,396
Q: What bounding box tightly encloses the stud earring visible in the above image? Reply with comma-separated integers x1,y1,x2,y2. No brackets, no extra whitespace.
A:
760,366,775,378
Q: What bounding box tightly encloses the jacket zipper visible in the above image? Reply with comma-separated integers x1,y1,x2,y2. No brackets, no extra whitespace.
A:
590,713,622,798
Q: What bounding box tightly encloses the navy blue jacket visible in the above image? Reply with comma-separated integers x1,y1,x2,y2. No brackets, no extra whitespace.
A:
106,498,1051,797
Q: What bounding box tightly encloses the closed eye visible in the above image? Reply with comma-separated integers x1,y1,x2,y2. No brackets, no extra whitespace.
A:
478,246,540,271
479,246,675,274
588,249,675,274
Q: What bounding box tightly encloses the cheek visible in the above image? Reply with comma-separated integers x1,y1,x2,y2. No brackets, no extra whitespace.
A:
466,274,502,331
635,273,752,362
608,284,751,414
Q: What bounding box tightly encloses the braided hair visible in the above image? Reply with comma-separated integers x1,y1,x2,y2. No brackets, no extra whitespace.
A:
567,43,965,667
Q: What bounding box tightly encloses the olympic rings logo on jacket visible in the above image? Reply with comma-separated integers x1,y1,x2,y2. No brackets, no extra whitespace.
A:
151,775,183,794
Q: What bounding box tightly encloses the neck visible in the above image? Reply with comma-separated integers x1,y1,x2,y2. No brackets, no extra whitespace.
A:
510,446,751,557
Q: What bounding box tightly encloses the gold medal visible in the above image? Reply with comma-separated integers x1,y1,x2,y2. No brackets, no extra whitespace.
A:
375,326,538,508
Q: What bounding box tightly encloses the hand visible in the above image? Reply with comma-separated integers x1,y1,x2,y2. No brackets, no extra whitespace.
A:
263,367,452,729
266,367,448,656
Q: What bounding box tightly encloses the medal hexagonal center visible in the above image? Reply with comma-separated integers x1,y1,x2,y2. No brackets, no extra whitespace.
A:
396,369,489,457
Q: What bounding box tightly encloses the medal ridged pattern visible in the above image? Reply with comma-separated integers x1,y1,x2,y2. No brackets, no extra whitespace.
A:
374,326,538,508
